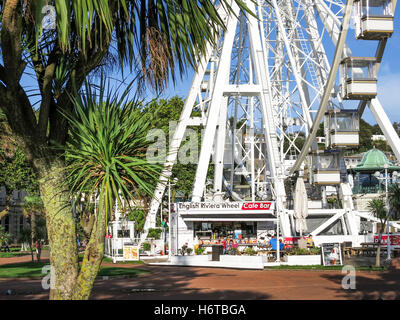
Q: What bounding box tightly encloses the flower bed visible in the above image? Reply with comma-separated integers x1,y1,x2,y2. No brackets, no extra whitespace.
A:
282,247,322,266
285,247,321,256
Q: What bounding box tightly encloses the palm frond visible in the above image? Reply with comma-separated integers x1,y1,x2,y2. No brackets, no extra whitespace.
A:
60,76,162,223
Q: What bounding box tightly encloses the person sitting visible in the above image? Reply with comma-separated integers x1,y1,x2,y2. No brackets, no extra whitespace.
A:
226,239,233,254
232,239,239,249
306,235,314,248
269,237,284,251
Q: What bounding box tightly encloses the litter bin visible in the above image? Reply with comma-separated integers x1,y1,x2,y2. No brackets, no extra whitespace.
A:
211,245,223,261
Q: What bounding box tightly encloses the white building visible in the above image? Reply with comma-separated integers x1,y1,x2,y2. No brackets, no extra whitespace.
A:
0,187,30,243
371,135,387,142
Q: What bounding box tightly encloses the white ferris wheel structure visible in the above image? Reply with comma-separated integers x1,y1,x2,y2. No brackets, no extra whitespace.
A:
141,0,400,244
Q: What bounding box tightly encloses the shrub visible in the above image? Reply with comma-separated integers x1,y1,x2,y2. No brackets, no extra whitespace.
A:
142,242,151,251
244,247,257,256
179,244,188,255
227,247,240,255
195,247,205,255
286,247,321,256
147,228,162,240
0,226,11,246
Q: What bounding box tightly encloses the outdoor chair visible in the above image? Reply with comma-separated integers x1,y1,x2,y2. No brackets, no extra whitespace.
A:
343,242,352,258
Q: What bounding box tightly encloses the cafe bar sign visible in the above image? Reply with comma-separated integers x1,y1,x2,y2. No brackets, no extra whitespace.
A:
177,201,275,214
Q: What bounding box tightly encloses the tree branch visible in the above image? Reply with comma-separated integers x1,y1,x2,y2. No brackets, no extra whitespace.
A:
49,45,110,147
1,0,26,88
38,49,60,138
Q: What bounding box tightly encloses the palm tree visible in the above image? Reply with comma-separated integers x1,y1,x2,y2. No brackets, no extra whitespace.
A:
62,78,161,299
0,0,253,300
388,184,400,220
367,198,388,267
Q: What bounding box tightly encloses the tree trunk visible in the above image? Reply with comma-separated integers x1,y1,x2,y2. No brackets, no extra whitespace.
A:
376,226,385,268
376,242,381,267
72,208,107,300
29,242,34,262
31,213,36,261
36,159,79,300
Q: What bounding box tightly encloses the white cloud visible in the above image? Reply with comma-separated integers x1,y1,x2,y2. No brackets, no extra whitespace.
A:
375,72,400,122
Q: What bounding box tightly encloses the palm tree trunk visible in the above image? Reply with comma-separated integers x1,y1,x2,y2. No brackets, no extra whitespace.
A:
376,227,385,267
376,242,381,267
71,208,107,300
36,159,79,300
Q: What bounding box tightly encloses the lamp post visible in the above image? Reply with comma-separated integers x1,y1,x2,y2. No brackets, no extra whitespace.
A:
375,164,391,259
384,164,391,260
265,169,285,264
168,177,178,260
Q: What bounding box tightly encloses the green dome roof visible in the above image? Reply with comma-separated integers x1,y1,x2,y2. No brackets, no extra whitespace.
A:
359,148,390,167
353,147,400,172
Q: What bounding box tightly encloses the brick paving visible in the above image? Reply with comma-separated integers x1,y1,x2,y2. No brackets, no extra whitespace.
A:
0,256,400,300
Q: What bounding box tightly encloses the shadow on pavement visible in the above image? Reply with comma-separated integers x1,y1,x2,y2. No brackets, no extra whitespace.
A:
91,265,271,300
320,268,400,300
0,265,271,300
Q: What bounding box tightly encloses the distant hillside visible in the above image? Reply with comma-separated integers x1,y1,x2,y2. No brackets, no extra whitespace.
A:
357,119,400,154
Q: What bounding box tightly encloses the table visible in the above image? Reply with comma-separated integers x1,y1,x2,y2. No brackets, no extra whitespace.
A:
360,243,379,256
392,249,400,258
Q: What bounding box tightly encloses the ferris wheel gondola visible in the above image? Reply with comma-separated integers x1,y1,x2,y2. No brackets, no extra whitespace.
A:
324,109,360,148
354,0,395,40
340,57,378,100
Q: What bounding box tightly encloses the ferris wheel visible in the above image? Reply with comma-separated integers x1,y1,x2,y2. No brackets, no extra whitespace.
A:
141,0,400,242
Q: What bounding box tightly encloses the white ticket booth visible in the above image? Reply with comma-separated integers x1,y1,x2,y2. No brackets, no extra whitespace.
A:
104,220,137,262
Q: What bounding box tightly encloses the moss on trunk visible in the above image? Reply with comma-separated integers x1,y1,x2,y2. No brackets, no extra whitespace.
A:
37,159,79,300
72,209,107,300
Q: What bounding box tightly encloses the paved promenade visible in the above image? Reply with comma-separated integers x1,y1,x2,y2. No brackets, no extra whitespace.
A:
0,256,399,300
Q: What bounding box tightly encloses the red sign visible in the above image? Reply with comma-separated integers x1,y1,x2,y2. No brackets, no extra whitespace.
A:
283,236,313,248
241,202,272,210
373,235,400,247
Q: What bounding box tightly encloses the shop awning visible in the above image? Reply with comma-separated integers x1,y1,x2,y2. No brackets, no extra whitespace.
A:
180,213,276,222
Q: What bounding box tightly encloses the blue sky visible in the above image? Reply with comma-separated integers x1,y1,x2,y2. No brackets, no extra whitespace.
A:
21,5,400,127
156,10,400,126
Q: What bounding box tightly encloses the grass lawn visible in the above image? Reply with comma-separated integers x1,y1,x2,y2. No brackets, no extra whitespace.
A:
101,257,144,264
0,252,32,258
0,248,34,258
265,265,387,271
76,255,144,264
0,261,149,279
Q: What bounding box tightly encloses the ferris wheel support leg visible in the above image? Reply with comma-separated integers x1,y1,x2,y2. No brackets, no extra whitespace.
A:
280,210,292,238
191,3,240,202
340,183,359,236
369,98,400,161
140,50,215,244
213,96,229,202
